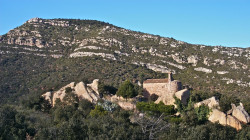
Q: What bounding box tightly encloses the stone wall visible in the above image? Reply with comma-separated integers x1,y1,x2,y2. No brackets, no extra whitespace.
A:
143,82,168,98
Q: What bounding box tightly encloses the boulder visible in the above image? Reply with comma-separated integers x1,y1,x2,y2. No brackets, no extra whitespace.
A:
208,109,227,125
227,115,242,130
194,96,219,109
231,103,250,123
174,89,190,105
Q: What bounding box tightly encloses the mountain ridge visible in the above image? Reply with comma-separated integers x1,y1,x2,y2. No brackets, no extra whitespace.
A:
0,17,249,103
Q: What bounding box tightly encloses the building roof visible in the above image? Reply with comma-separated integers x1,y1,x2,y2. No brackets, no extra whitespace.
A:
143,79,169,84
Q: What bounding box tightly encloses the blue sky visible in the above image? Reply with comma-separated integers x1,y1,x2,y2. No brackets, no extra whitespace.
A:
1,0,249,48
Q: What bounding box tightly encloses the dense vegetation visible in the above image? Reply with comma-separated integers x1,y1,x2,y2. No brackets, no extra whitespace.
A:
1,88,250,140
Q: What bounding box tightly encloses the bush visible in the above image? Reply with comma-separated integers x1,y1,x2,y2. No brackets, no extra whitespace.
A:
136,101,176,116
195,105,211,124
89,105,108,117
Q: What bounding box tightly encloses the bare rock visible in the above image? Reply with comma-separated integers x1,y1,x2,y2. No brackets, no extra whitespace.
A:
187,55,198,66
87,79,99,95
231,103,250,123
227,115,242,130
208,109,227,125
75,82,93,102
194,67,212,73
194,96,220,109
42,92,52,104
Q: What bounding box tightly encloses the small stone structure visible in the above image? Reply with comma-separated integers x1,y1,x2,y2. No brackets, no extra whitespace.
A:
143,72,184,105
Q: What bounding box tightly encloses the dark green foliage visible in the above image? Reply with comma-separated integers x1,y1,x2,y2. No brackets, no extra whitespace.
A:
174,96,184,112
236,126,250,140
98,82,117,96
161,123,237,140
63,90,79,107
136,101,176,116
0,106,34,140
242,101,250,115
22,95,51,113
117,80,138,100
65,87,73,93
195,105,211,124
89,105,107,117
220,94,240,112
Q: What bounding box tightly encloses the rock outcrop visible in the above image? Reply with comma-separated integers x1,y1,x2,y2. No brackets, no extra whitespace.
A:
208,109,242,130
42,80,101,106
231,103,250,123
194,96,220,109
196,97,249,130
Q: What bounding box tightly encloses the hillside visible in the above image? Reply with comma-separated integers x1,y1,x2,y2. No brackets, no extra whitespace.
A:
0,17,249,104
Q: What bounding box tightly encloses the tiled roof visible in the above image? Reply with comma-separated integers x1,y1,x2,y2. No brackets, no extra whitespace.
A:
143,79,169,83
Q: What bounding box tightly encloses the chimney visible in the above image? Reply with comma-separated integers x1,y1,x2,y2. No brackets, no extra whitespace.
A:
168,72,173,81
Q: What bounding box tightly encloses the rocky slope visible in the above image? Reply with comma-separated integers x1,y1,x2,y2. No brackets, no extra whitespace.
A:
0,17,249,102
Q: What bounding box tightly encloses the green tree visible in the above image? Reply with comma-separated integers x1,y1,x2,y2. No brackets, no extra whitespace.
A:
117,80,137,100
195,105,211,124
89,105,107,117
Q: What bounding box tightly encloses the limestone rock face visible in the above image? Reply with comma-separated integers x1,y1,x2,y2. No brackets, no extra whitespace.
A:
42,92,52,104
194,96,219,109
231,103,250,123
208,109,227,125
227,115,242,130
174,89,190,105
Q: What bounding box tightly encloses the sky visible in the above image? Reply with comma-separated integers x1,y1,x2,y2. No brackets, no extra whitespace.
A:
0,0,250,48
